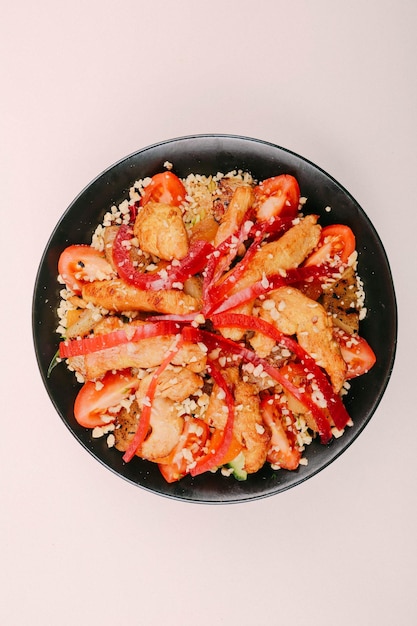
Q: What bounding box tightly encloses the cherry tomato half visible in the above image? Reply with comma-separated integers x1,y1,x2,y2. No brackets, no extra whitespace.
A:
58,245,114,295
334,329,376,378
74,371,140,428
140,172,187,207
157,418,209,483
254,174,300,221
261,397,301,471
304,224,356,267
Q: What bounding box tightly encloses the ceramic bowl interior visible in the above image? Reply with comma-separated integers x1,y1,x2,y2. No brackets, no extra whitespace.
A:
32,134,397,504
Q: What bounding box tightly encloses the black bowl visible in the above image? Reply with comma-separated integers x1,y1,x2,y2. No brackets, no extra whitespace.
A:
32,134,397,504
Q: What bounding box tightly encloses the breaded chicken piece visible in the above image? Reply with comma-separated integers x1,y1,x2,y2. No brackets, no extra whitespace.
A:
234,376,270,473
221,215,321,340
81,279,200,314
251,286,346,391
235,214,321,290
134,201,189,260
114,399,184,461
138,398,184,461
137,366,204,403
213,186,255,247
68,337,207,381
205,367,270,473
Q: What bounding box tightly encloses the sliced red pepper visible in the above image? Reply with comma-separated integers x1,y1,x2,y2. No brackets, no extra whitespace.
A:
208,265,334,316
112,224,213,290
204,215,294,310
122,335,184,463
210,313,350,431
166,239,214,286
189,360,236,476
184,325,335,444
202,213,256,309
59,320,180,358
213,313,350,431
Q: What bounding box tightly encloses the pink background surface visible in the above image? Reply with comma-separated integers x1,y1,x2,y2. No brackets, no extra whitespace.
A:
2,1,416,624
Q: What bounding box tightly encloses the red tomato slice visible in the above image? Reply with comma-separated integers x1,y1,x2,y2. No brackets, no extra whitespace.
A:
157,418,209,483
261,397,301,471
334,329,376,378
304,224,356,267
254,174,300,221
74,371,140,428
140,172,187,207
58,245,114,294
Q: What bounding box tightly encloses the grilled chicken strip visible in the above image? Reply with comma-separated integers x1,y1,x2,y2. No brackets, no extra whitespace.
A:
81,279,200,314
250,286,346,392
114,399,184,461
134,201,189,261
68,336,207,381
205,367,270,473
235,214,321,290
221,214,321,340
213,185,255,247
137,366,204,403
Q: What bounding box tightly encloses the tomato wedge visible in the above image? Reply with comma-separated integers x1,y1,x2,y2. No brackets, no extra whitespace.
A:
157,418,209,483
254,174,300,221
73,370,140,428
140,172,187,207
334,329,376,378
261,397,301,471
58,245,114,295
304,224,356,267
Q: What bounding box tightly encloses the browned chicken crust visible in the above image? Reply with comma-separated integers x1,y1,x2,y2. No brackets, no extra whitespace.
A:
81,279,200,314
205,367,270,473
133,201,189,261
114,399,184,461
321,266,360,334
68,336,207,380
221,215,321,340
251,286,347,392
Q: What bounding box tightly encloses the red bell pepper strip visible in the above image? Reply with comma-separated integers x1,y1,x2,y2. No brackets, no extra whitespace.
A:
59,320,180,358
165,239,214,285
184,325,335,444
112,224,213,290
202,212,255,309
122,334,184,463
207,265,334,316
210,313,350,432
209,215,294,302
189,360,236,477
